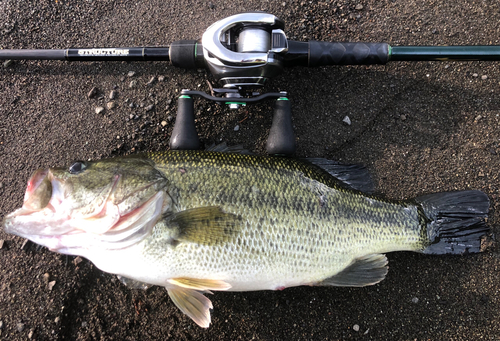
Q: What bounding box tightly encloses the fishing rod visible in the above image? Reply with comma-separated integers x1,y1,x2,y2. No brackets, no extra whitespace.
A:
2,12,500,154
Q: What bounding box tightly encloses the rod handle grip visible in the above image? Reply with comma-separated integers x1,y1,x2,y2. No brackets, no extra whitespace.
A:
309,41,389,66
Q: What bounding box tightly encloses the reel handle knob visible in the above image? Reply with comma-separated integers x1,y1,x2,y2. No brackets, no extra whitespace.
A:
266,98,295,155
169,95,200,150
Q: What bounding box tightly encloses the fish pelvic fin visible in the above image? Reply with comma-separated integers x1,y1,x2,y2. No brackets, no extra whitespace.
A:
316,253,388,287
166,285,214,328
167,278,232,291
416,190,490,255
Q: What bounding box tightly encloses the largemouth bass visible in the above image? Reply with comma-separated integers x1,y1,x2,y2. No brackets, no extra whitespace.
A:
3,148,490,327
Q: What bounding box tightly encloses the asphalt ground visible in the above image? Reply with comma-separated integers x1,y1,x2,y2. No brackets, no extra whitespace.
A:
0,1,499,340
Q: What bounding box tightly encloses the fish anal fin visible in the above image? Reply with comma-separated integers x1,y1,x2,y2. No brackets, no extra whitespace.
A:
166,285,213,328
168,277,231,291
168,206,241,246
318,254,388,287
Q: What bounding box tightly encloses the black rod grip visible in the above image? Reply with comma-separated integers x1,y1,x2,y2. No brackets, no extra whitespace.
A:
169,96,200,150
170,40,200,69
266,98,295,155
0,49,67,60
308,41,390,66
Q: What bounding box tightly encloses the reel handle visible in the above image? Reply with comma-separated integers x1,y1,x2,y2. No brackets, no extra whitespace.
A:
266,98,295,155
169,96,200,150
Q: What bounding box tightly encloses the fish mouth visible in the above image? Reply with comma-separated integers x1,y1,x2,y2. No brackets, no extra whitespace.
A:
3,169,168,253
3,168,73,237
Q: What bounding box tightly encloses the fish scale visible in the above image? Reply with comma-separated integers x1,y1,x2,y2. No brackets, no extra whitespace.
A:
139,151,426,289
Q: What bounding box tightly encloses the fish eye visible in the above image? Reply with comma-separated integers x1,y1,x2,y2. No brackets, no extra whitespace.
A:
69,161,87,174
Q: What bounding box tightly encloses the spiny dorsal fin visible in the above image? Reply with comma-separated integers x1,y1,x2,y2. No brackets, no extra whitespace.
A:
205,142,252,154
168,278,231,291
317,254,388,287
166,285,213,328
166,206,242,246
305,158,374,193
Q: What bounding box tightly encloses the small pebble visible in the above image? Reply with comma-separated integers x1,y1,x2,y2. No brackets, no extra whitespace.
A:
0,320,3,329
81,321,88,328
475,115,482,121
109,90,117,100
0,182,3,189
481,75,488,80
342,116,351,125
95,107,105,115
129,114,134,119
3,60,14,68
353,324,360,332
107,102,116,110
355,4,363,10
48,281,56,291
400,114,407,121
208,2,214,9
167,115,173,122
87,87,98,99
73,256,83,265
17,322,25,332
129,80,137,88
54,317,60,324
21,239,29,250
161,121,167,127
412,297,419,304
472,73,479,78
158,75,165,82
127,71,136,77
0,240,4,249
28,329,34,339
145,104,155,112
234,125,240,131
147,76,157,86
43,273,50,283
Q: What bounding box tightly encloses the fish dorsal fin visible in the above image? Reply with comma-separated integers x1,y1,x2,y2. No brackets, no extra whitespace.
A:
205,142,252,154
166,285,213,328
166,206,242,246
305,158,374,193
168,278,231,291
317,254,388,287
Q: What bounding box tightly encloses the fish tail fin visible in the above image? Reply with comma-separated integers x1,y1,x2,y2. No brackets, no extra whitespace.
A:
416,190,490,255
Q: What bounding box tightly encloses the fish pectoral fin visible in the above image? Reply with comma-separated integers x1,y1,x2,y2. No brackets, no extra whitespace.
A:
166,285,214,328
317,253,388,287
168,278,232,291
167,206,242,245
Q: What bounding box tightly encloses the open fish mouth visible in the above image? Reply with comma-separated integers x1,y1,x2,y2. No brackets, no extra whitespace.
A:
3,169,168,252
